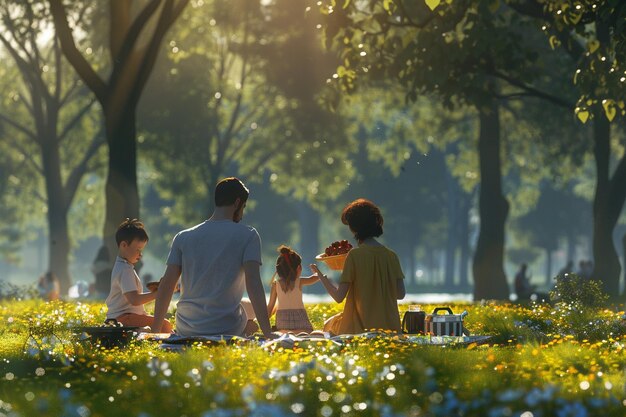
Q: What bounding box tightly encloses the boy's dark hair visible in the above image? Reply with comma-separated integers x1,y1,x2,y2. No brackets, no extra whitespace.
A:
115,218,148,246
215,177,249,207
341,198,384,242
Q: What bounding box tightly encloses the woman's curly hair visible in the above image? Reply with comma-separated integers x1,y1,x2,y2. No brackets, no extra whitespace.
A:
341,198,383,242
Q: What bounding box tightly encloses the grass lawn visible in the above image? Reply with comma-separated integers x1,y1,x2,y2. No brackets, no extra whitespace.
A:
1,297,626,417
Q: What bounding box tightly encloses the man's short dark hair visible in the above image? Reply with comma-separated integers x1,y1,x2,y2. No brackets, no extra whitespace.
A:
341,198,384,241
215,177,249,207
115,218,149,246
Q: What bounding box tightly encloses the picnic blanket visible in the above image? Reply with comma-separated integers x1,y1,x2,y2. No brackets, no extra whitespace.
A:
137,332,493,351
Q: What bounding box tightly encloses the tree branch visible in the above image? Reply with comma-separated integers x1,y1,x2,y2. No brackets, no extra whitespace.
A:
491,70,574,109
59,77,84,107
394,0,437,29
506,0,544,20
0,32,39,99
17,87,35,115
53,34,62,102
221,8,251,159
130,0,189,108
508,0,585,60
2,4,36,63
0,112,37,140
608,152,626,226
207,38,228,168
239,133,294,175
49,0,108,102
4,135,43,175
109,0,161,87
58,97,97,143
63,125,105,210
25,2,46,99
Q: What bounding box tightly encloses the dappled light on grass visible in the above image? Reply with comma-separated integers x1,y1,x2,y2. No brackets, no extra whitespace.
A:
1,300,626,416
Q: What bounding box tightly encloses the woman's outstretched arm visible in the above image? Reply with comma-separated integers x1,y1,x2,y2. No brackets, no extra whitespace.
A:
310,264,349,303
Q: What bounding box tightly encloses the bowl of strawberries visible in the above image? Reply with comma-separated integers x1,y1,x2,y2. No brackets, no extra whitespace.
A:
315,240,353,270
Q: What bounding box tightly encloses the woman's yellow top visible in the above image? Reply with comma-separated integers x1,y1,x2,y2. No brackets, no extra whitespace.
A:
330,244,404,335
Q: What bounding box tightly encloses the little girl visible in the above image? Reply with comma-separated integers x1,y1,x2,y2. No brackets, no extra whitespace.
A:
267,245,319,334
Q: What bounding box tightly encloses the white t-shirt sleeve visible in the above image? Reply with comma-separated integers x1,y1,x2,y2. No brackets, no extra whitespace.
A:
166,232,183,266
120,267,140,294
243,229,262,265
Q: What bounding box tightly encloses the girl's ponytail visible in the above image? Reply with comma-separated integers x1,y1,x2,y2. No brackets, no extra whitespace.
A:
275,245,301,292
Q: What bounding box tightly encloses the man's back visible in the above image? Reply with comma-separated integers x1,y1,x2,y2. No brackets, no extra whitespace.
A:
167,219,262,336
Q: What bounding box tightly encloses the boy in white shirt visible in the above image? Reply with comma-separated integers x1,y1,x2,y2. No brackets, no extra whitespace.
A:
105,218,172,332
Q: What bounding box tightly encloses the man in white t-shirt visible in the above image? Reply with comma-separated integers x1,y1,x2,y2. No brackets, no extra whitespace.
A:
151,177,275,338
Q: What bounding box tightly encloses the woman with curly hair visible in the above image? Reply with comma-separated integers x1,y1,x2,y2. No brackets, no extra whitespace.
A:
311,198,406,335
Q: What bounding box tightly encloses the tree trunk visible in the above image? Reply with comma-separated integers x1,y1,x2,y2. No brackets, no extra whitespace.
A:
472,100,510,300
425,247,434,285
458,189,472,290
48,208,71,295
296,200,320,264
623,233,626,294
41,141,71,294
591,113,621,295
49,0,189,295
444,164,459,288
544,247,552,285
102,109,140,277
407,241,415,288
566,231,576,270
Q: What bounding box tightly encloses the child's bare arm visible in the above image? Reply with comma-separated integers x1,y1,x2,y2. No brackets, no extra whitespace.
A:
123,290,157,306
299,274,320,286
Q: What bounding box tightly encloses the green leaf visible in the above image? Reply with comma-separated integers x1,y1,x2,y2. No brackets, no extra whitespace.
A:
425,0,440,11
488,0,500,13
602,99,617,122
383,0,393,13
548,35,560,50
575,108,590,124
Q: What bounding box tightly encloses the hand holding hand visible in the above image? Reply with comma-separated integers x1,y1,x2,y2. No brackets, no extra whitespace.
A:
310,264,323,277
146,281,160,292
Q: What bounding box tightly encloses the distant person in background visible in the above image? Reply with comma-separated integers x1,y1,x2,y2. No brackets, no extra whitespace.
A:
312,198,406,335
37,272,60,301
557,260,574,278
142,273,154,291
578,260,593,280
514,263,534,301
67,280,90,299
586,260,594,279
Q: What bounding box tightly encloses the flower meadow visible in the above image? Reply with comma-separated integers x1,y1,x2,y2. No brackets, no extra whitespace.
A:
1,299,626,417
